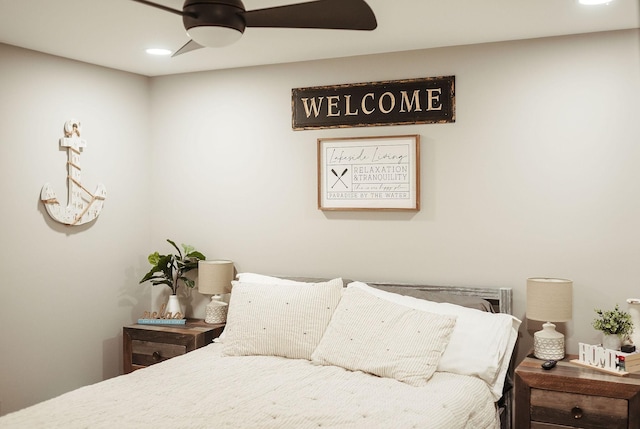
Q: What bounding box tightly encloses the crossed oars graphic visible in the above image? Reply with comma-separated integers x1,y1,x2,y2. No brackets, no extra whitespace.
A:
40,120,107,226
331,168,348,188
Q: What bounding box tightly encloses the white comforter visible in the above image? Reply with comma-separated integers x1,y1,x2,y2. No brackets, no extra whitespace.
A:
0,343,499,429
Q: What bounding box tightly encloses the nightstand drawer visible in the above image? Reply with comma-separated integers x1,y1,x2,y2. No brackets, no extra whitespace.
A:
131,340,186,366
531,388,628,429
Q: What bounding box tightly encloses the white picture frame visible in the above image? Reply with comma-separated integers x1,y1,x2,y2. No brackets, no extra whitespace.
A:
317,135,420,211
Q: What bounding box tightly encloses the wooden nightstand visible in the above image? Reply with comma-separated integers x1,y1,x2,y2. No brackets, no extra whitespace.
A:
123,319,224,373
515,354,640,428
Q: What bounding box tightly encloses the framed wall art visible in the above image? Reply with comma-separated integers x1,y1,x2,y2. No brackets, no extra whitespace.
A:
317,135,420,211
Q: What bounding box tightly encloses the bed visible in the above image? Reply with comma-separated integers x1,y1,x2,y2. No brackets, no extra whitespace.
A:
0,275,520,429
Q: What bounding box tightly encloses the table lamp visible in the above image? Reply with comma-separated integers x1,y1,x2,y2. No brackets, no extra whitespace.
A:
198,260,234,324
526,277,573,360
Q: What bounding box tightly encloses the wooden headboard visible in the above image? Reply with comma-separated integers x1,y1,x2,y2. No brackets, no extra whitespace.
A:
365,282,513,315
284,277,513,315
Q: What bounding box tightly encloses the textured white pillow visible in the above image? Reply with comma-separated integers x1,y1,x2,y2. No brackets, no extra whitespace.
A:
311,287,457,386
222,278,343,360
216,274,328,343
347,282,521,400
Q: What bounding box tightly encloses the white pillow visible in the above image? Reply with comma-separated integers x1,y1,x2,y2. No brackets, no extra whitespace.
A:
311,286,456,386
347,282,521,400
222,278,343,360
215,274,325,343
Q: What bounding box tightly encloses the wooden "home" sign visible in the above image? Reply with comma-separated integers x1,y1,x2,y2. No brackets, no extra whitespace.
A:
292,76,455,130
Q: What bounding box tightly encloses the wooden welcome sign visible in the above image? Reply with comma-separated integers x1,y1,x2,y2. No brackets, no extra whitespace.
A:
292,76,455,130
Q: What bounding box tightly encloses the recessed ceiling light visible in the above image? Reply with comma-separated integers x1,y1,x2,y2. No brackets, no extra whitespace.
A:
146,48,172,56
578,0,613,5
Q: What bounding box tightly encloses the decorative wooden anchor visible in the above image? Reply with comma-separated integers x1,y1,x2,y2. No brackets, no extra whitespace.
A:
41,119,106,226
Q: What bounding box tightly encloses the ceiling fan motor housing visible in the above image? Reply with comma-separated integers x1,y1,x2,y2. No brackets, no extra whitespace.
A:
183,0,247,46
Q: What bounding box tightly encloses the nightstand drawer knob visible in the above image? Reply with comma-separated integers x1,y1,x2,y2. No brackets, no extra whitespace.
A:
571,406,583,419
152,351,162,361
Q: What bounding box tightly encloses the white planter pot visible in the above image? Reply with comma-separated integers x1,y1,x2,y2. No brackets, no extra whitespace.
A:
603,334,622,351
166,295,183,318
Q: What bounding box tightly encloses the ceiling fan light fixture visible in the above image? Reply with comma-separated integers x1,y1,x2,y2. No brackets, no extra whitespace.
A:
578,0,613,5
187,26,244,47
145,48,172,56
182,0,246,48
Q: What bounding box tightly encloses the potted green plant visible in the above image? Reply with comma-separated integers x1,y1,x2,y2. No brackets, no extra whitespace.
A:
592,304,633,350
140,239,206,316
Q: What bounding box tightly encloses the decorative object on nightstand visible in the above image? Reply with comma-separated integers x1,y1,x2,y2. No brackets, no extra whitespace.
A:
592,304,633,351
138,302,188,325
627,298,640,347
198,260,234,324
571,342,640,375
139,239,206,317
526,277,573,360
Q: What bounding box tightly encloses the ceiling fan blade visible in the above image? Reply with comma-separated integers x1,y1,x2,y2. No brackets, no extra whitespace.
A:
243,0,377,31
130,0,188,17
172,40,204,57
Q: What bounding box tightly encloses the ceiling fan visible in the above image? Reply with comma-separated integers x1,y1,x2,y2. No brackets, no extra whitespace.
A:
132,0,377,56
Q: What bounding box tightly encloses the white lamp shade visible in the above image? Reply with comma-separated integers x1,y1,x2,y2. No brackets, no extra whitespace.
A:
526,278,573,322
198,260,234,295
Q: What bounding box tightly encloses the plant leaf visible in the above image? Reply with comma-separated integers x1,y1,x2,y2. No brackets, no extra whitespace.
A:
167,239,182,258
186,250,206,260
148,251,161,266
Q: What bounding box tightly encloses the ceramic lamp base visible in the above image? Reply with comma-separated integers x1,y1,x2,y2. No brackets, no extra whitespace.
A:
205,296,228,324
534,322,565,360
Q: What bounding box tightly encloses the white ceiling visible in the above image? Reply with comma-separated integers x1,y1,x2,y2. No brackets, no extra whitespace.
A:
0,0,638,77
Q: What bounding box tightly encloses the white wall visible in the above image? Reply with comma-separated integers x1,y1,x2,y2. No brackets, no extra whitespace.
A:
1,28,638,415
149,29,640,361
0,44,152,414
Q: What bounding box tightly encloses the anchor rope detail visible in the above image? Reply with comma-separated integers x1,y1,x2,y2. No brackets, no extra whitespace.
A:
68,161,82,171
